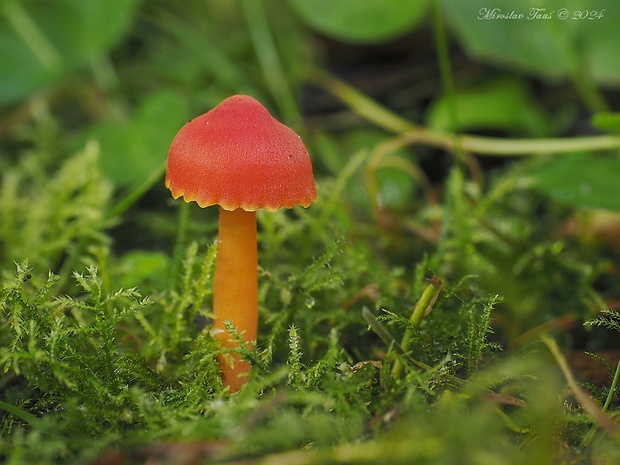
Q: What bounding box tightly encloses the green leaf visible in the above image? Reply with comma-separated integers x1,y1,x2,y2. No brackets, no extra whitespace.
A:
425,77,551,136
288,0,428,43
441,0,620,83
115,250,170,290
528,153,620,211
0,0,140,105
592,112,620,133
87,90,189,186
346,129,419,209
376,163,417,209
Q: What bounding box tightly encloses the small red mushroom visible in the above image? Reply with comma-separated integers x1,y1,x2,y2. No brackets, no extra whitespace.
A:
165,95,316,391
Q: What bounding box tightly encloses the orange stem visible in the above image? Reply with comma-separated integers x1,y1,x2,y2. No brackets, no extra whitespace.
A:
213,207,258,391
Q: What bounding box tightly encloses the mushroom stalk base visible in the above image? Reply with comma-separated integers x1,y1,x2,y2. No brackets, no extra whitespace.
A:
213,207,258,391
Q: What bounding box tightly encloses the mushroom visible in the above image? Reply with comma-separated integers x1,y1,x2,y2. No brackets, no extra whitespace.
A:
165,95,317,391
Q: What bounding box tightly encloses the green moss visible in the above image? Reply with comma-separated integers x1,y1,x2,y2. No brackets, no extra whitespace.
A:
1,149,617,463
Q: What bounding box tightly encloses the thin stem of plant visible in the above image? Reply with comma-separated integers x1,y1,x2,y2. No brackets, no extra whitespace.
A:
582,357,620,446
2,0,62,71
392,276,442,379
106,159,167,220
541,335,619,440
382,127,620,156
430,0,465,166
241,0,301,129
314,70,620,156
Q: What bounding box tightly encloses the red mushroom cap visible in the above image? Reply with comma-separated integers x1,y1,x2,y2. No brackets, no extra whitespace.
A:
165,95,317,212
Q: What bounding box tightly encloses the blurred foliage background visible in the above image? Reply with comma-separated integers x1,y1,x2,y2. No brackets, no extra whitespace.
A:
1,0,620,464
